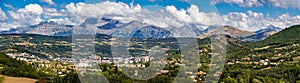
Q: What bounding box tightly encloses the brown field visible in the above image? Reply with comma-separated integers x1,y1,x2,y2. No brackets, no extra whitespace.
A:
2,76,37,83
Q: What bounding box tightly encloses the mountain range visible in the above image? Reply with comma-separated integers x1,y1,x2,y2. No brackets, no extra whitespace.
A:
241,25,283,41
0,17,283,41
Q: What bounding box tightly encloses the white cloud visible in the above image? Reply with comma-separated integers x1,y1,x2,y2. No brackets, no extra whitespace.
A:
187,5,221,25
8,4,43,25
266,0,300,9
40,0,55,5
0,23,14,31
43,8,67,18
212,0,263,7
17,4,43,15
4,4,15,10
212,0,300,9
48,18,75,25
159,5,220,27
0,8,8,21
65,1,142,24
65,2,168,26
221,10,300,31
166,5,191,23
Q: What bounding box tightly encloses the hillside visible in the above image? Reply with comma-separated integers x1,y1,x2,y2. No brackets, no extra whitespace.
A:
0,52,46,79
252,25,300,47
198,26,253,39
227,25,300,59
220,25,300,83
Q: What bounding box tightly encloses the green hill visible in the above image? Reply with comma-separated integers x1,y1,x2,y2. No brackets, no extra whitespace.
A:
221,25,300,83
0,52,46,79
252,25,300,47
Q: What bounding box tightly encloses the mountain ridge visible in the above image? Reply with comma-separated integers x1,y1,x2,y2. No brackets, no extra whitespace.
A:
0,18,287,40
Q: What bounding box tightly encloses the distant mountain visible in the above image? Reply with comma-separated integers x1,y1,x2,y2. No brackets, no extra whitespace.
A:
0,18,123,36
170,24,206,37
198,26,253,39
203,25,218,33
3,17,288,40
111,20,148,37
3,21,73,36
132,25,171,38
0,28,18,34
242,25,283,41
254,25,283,34
79,18,99,27
80,17,123,29
241,30,278,42
26,21,73,36
97,18,122,29
96,18,124,35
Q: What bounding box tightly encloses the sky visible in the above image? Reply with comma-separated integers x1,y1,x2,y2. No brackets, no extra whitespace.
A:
0,0,300,31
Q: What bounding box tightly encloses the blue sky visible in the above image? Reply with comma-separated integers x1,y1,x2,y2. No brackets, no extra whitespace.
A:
0,0,300,31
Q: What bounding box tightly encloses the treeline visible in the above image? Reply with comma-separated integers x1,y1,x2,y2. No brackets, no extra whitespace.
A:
220,62,300,83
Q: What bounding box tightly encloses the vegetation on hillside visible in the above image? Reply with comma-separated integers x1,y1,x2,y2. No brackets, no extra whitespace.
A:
0,52,48,79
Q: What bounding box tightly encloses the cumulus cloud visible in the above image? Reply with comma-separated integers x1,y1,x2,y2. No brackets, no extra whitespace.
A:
48,18,76,25
8,4,43,25
166,5,191,23
222,10,300,31
163,5,221,26
0,8,8,21
222,11,265,30
0,23,13,31
187,5,221,25
17,4,43,14
43,8,67,18
65,2,142,24
40,0,55,5
63,2,181,27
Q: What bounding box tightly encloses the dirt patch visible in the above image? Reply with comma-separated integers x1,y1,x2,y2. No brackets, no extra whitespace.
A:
2,76,37,83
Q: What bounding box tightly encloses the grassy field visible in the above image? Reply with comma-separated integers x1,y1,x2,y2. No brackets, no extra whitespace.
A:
1,76,37,83
293,56,300,63
0,76,4,83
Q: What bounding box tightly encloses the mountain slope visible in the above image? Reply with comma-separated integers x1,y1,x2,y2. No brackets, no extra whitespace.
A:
242,25,283,41
199,26,253,38
6,21,73,36
252,25,300,47
132,25,171,38
254,25,282,34
170,24,206,37
26,21,73,36
242,30,278,42
0,52,44,79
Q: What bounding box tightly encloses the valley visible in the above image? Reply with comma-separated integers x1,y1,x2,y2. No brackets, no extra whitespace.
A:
0,25,299,82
